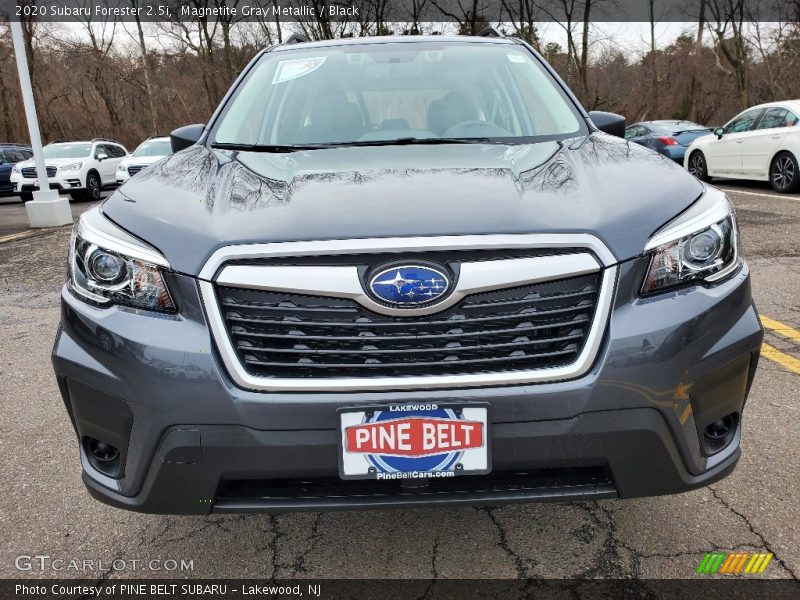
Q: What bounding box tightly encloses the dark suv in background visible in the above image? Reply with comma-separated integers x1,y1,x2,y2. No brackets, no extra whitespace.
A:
0,143,33,197
52,34,762,514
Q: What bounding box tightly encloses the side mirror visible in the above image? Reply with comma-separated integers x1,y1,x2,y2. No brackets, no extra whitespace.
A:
96,152,109,161
170,124,205,153
714,127,724,139
588,111,626,138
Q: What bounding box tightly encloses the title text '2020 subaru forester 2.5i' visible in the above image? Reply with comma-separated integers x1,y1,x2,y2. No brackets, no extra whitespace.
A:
52,35,762,514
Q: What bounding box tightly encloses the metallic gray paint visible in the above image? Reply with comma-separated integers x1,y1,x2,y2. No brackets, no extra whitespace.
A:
102,135,703,277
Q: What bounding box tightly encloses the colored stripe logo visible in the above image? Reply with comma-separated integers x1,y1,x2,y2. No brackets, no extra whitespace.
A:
696,552,773,575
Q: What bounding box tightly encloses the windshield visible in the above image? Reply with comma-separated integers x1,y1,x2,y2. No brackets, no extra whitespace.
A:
133,140,171,157
43,143,92,159
213,41,585,147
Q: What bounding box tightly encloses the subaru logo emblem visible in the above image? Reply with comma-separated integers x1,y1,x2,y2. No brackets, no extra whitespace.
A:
368,264,451,307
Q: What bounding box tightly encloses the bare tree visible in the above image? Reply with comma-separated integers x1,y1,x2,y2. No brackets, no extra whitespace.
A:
705,0,750,109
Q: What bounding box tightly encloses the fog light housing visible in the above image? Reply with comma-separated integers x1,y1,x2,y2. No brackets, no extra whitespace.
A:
702,413,738,455
84,436,122,477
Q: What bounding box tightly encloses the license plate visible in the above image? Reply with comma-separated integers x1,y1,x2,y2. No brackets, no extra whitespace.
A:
338,403,490,480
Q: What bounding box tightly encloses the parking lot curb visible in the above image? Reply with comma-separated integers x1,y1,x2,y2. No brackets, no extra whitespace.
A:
0,226,66,244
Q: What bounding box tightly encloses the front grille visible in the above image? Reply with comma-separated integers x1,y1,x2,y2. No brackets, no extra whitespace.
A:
127,165,144,176
21,166,56,178
214,467,616,508
218,272,600,379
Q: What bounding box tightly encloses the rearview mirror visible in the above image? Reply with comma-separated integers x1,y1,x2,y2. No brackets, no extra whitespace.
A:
170,124,205,153
588,111,626,138
714,127,724,139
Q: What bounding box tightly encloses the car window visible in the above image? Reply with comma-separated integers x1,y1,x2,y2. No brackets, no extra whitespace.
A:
133,140,171,157
758,107,799,130
113,145,127,157
0,151,5,164
624,127,637,139
724,109,762,134
214,41,586,146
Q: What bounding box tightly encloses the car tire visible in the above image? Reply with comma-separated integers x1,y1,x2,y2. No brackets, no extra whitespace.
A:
86,172,102,202
69,190,87,202
19,192,33,202
770,151,800,193
688,151,711,182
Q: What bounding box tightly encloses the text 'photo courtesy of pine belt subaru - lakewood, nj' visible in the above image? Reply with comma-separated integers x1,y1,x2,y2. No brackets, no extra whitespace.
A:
52,34,763,515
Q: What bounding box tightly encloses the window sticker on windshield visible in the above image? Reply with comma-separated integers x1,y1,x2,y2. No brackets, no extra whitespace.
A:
507,53,526,63
273,57,326,84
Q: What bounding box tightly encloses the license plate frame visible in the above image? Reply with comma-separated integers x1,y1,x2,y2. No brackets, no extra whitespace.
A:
337,402,491,481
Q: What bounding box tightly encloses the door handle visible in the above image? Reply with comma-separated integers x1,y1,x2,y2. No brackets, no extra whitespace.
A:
736,140,744,144
771,135,781,139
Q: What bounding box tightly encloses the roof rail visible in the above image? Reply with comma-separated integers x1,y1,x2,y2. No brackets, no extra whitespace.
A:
92,137,121,144
0,142,32,147
477,27,503,38
284,33,310,45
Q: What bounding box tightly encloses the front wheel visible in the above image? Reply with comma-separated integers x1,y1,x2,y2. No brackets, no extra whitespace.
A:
770,151,800,193
19,191,33,202
688,151,711,182
85,172,102,202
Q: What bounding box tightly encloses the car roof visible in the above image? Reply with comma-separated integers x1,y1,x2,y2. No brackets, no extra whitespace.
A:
272,34,517,52
745,99,800,112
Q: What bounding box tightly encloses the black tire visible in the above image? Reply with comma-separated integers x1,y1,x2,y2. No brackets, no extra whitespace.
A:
688,151,711,182
770,151,800,193
69,190,86,202
85,172,102,201
19,191,33,202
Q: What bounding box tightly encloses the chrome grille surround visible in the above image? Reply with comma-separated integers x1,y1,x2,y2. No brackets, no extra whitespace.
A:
198,234,618,392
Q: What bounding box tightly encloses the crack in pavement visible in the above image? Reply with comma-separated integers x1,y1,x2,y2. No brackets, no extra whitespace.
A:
265,514,285,578
575,502,635,579
709,487,799,580
483,507,529,578
415,538,439,600
286,512,324,576
78,550,124,599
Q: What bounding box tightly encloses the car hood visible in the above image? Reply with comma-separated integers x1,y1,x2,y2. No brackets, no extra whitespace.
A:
121,155,168,167
102,133,704,276
17,157,88,167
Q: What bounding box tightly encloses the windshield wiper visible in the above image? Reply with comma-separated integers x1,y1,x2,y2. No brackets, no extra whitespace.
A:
324,137,506,148
210,142,326,153
211,138,506,153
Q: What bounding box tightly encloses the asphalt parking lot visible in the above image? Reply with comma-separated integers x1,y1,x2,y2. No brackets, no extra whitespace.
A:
0,182,798,582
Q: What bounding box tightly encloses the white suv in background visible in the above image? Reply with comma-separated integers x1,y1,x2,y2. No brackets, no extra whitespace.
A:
116,137,172,184
11,139,128,201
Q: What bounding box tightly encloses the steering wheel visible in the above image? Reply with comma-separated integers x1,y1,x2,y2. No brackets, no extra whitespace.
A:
442,120,514,138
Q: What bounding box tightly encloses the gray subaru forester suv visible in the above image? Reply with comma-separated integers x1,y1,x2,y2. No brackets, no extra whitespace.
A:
53,35,763,514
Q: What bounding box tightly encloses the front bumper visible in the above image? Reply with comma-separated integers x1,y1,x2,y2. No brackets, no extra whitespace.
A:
13,173,84,193
52,258,763,514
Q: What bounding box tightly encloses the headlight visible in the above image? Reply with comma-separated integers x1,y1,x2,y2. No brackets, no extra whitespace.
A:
116,164,127,172
61,162,82,171
642,189,741,295
68,209,175,312
11,165,20,174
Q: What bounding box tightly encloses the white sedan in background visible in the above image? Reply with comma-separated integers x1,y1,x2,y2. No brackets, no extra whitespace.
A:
685,100,800,193
116,136,172,184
